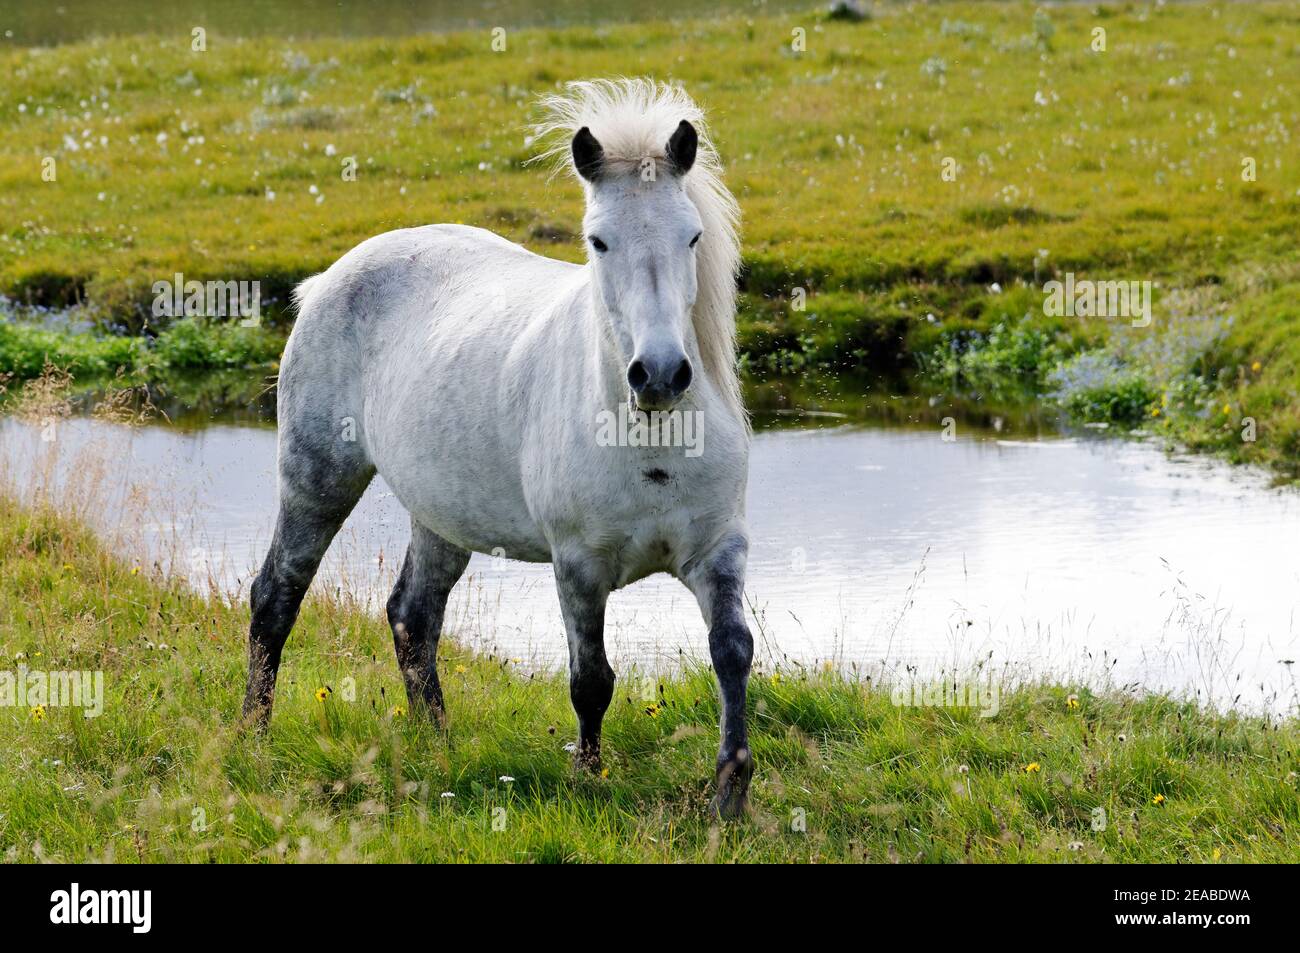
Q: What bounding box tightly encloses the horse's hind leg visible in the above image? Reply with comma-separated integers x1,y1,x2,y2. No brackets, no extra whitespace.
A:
386,519,470,719
242,450,372,726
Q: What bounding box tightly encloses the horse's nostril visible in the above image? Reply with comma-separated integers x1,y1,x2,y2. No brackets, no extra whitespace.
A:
671,359,693,394
627,360,649,391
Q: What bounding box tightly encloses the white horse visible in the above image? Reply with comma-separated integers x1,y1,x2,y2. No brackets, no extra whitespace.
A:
242,79,755,816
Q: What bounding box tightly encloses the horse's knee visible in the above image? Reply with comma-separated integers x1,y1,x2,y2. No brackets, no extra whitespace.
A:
709,621,752,679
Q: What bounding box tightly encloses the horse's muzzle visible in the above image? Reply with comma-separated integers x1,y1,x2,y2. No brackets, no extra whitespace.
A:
627,354,692,410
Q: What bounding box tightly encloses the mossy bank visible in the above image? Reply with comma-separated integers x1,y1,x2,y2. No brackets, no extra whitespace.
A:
3,3,1300,474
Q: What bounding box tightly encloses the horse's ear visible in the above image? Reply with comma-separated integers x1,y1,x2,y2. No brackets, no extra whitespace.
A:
572,127,604,182
664,120,697,177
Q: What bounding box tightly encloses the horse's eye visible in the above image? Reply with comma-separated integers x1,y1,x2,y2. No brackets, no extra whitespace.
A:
689,232,701,248
589,236,608,253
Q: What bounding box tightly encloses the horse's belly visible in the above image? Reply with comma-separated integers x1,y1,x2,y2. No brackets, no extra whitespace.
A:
390,474,551,561
372,423,551,561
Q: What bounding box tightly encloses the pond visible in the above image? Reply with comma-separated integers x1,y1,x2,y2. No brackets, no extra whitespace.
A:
3,373,1298,715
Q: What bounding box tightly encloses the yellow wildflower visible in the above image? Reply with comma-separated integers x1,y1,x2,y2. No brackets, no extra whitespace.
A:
455,664,467,674
1024,762,1041,774
314,687,331,702
1251,361,1261,373
30,705,46,722
391,705,406,718
1152,793,1166,806
1066,694,1079,709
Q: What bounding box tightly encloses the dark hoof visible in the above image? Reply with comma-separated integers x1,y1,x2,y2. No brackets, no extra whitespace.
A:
710,747,753,820
415,700,449,730
239,697,272,732
573,741,602,774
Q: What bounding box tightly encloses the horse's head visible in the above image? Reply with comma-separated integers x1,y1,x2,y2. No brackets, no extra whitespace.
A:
573,120,703,411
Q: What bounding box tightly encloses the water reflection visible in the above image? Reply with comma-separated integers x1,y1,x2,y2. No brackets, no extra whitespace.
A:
4,400,1297,715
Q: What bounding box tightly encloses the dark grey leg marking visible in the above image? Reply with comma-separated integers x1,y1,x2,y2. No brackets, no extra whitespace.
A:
242,411,372,726
242,484,369,725
386,519,470,720
554,558,614,771
688,534,755,819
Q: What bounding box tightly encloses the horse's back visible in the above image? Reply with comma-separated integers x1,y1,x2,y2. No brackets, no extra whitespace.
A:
278,223,581,558
293,224,573,322
285,223,577,383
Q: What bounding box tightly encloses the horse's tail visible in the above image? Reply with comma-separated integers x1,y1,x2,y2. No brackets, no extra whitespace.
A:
291,273,324,314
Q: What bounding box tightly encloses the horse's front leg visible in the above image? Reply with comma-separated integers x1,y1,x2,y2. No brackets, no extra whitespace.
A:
553,556,614,771
685,532,755,819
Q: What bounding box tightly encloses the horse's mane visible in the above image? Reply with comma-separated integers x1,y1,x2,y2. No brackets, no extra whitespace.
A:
532,78,746,425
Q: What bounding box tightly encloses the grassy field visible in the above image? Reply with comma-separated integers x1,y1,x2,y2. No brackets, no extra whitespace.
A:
2,2,1300,473
1,496,1297,863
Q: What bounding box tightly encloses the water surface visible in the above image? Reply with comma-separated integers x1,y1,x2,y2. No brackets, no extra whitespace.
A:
4,389,1297,715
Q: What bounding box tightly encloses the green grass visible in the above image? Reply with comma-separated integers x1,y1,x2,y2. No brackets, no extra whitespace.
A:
1,496,1296,863
5,3,1300,476
4,0,1296,301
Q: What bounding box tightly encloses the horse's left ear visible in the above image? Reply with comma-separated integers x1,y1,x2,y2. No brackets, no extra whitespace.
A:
572,127,605,182
665,120,697,177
